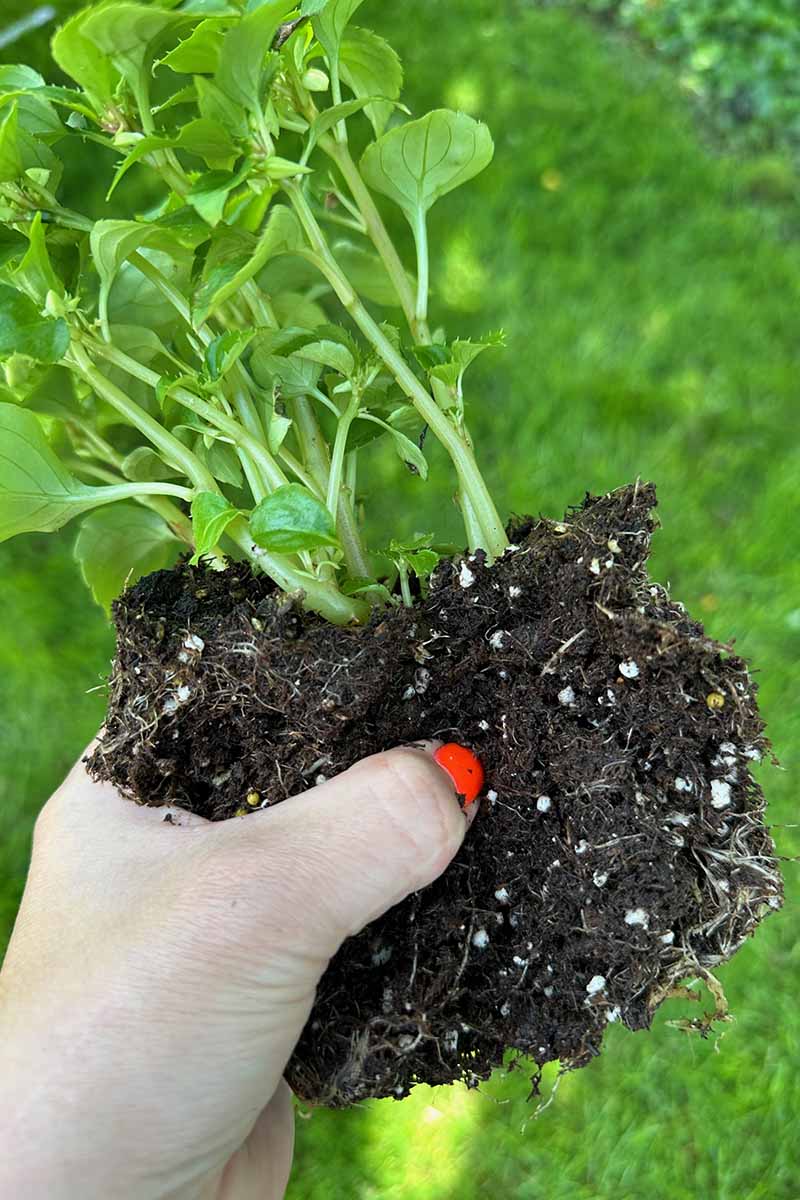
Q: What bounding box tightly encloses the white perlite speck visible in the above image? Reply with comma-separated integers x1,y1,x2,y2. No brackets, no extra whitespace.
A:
512,955,529,969
459,562,476,589
478,720,490,731
489,630,508,650
660,931,675,945
443,1030,459,1053
575,839,589,855
472,928,490,949
606,1006,622,1024
674,777,693,793
494,887,511,905
619,660,640,679
183,634,205,653
508,585,522,599
500,1001,511,1017
558,686,576,706
589,558,601,576
486,789,498,804
586,975,606,996
593,870,608,888
537,795,552,813
710,780,732,809
625,908,649,928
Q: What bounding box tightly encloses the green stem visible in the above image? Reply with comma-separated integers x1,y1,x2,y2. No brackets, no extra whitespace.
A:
336,491,371,579
460,490,485,555
284,182,509,560
326,393,359,517
128,253,278,493
322,138,425,339
396,561,413,609
69,345,217,493
91,481,194,504
413,210,430,330
71,351,365,625
293,395,331,495
226,518,367,626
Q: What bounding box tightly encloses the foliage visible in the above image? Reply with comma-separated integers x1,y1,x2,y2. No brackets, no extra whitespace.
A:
0,0,510,625
567,0,800,155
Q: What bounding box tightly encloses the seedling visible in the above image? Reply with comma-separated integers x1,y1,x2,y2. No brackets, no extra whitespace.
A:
0,0,508,619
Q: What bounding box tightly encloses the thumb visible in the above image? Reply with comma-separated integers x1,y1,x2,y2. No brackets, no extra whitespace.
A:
241,744,474,959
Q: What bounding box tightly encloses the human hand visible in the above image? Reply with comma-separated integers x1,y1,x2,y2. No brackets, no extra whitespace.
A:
0,742,473,1200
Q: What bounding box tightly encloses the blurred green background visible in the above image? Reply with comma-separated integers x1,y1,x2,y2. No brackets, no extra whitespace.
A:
1,2,798,1197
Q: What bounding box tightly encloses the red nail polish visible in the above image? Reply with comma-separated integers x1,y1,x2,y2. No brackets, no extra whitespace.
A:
433,743,485,806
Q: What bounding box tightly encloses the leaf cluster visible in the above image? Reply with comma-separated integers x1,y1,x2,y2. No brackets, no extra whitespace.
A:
0,0,506,622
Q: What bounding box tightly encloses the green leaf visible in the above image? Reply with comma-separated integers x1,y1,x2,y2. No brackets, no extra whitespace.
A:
312,0,367,66
251,349,321,397
109,323,173,364
341,575,393,603
90,220,174,334
0,66,63,140
301,0,331,15
51,9,116,110
215,1,297,113
266,408,292,455
105,134,174,199
177,117,239,169
250,483,338,553
121,446,181,482
80,4,190,96
190,490,240,561
195,436,244,488
186,165,249,226
294,338,355,377
13,212,62,304
331,240,411,307
306,97,373,156
356,411,428,479
0,284,69,363
204,329,255,381
75,504,181,613
196,76,249,139
360,109,494,228
0,402,122,541
158,18,228,74
193,204,303,323
0,102,59,185
340,26,403,137
107,249,191,335
429,333,505,413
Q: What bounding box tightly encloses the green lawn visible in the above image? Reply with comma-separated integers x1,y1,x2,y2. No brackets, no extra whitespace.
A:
1,2,798,1197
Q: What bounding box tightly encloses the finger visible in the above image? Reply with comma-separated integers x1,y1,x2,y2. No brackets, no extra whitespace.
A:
234,744,473,958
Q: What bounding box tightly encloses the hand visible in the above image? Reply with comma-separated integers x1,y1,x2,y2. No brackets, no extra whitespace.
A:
0,742,472,1200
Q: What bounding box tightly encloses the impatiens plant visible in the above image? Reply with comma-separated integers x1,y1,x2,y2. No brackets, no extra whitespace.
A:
0,0,783,1110
0,0,506,619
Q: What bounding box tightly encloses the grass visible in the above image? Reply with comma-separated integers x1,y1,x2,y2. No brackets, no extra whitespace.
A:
1,1,799,1196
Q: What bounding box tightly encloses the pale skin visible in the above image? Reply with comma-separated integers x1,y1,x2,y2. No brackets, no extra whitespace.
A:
0,742,475,1200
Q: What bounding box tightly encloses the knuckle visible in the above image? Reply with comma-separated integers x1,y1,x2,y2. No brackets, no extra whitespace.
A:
360,749,464,864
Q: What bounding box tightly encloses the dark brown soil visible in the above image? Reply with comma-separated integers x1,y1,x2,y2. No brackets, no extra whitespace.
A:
88,483,783,1107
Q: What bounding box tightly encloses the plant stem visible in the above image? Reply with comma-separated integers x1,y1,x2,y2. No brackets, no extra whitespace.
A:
69,345,217,493
322,138,428,339
86,339,287,494
397,561,413,608
413,210,430,330
284,181,509,560
326,393,359,517
225,518,368,626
